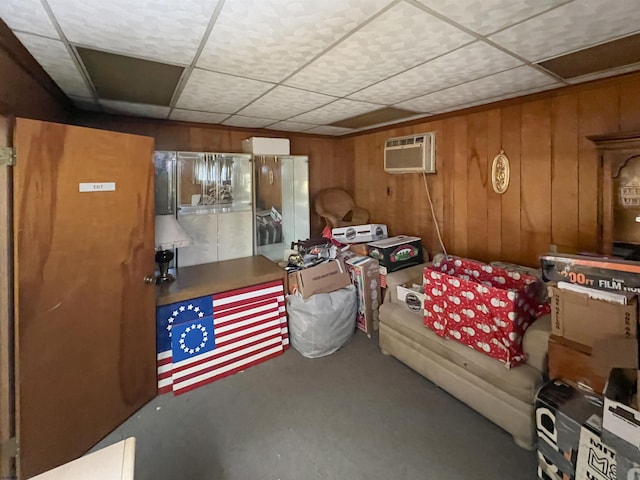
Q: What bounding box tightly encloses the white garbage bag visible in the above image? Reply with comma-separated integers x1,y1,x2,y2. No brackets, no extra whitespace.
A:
287,285,357,358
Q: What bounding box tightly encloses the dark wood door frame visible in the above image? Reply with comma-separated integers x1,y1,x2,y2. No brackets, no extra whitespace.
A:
0,115,16,480
588,130,640,255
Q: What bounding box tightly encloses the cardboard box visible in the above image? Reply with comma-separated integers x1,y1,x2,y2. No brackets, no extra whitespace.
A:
397,282,425,314
345,255,381,336
378,265,388,288
541,254,640,293
548,285,637,348
602,368,640,464
591,337,639,377
348,243,369,256
241,137,290,155
576,426,618,480
548,335,608,393
367,235,423,273
535,379,604,479
287,259,351,299
332,224,387,244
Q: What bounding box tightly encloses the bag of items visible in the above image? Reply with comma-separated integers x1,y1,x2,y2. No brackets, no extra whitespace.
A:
287,285,357,358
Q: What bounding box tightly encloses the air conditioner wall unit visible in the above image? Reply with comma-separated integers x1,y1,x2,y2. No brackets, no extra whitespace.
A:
384,132,435,174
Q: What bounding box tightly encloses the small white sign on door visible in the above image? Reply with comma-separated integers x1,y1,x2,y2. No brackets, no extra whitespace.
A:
79,182,116,192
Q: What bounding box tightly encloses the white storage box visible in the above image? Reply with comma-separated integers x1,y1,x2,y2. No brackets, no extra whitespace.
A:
332,224,387,244
242,137,290,155
397,283,426,314
602,368,640,463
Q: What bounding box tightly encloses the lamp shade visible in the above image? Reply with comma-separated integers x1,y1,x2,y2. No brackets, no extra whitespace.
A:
155,215,191,250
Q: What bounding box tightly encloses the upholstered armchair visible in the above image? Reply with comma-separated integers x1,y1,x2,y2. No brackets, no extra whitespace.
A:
314,188,370,229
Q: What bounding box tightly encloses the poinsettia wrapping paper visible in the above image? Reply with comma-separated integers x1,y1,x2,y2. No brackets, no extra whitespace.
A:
422,257,548,368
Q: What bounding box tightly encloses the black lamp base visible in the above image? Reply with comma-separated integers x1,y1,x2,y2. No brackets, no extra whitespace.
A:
155,249,175,284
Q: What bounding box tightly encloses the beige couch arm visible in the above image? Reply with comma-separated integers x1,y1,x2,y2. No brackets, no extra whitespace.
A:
522,315,551,374
383,263,430,304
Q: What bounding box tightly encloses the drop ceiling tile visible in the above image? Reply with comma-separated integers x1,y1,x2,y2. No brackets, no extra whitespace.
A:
414,0,569,35
288,99,381,124
14,32,92,97
197,0,392,82
46,0,219,65
349,41,523,104
489,0,640,62
69,96,100,112
99,99,170,119
170,109,229,124
175,69,274,113
284,2,474,97
266,121,316,133
304,126,354,136
222,116,276,128
237,86,336,120
430,83,560,114
0,0,59,37
396,66,559,113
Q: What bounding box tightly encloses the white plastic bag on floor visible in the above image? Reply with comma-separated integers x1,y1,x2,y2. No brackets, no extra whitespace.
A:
287,285,357,358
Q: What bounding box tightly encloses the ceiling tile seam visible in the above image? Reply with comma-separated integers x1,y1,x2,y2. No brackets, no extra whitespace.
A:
404,0,566,85
225,84,285,118
187,0,404,88
430,83,560,114
275,0,404,86
343,39,479,100
477,0,575,37
278,98,377,124
8,29,59,42
168,108,232,123
170,0,400,117
39,0,101,108
234,84,385,123
172,107,233,116
169,0,227,109
386,64,549,108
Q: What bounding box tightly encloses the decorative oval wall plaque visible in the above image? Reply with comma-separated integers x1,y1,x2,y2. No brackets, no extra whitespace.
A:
491,150,510,194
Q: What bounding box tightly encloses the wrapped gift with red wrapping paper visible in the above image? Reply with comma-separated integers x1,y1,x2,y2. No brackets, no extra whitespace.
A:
423,256,549,368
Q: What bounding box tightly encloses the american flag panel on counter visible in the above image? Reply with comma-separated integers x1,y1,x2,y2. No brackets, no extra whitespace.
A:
156,295,213,394
171,281,287,395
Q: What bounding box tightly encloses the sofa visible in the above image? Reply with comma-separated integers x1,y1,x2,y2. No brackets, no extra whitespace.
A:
379,262,551,450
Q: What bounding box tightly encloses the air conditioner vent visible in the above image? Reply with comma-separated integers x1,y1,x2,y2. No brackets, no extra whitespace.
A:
384,132,435,174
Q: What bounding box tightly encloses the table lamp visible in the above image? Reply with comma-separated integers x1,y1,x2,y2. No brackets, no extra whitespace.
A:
155,215,191,284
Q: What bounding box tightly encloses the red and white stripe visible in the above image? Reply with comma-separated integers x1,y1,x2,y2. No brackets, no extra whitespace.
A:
171,281,286,395
157,351,173,394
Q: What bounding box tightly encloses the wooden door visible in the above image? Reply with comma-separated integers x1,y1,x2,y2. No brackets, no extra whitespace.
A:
12,118,157,478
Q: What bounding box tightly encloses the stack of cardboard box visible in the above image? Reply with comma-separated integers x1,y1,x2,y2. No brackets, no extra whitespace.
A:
536,375,640,480
542,254,640,393
329,225,425,337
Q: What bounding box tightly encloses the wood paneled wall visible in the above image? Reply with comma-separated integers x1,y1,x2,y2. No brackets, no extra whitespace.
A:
0,20,70,121
350,73,640,267
73,113,353,234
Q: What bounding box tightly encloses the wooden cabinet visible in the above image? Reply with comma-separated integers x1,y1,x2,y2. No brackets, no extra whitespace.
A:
155,256,287,395
589,131,640,258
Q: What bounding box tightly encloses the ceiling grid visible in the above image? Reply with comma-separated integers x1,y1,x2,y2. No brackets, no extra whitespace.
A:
1,0,639,135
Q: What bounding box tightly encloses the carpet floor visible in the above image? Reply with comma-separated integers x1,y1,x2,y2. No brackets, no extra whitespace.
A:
94,331,537,479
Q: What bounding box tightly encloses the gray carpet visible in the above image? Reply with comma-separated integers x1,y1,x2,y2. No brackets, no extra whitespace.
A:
95,331,537,479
